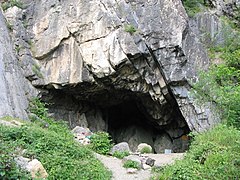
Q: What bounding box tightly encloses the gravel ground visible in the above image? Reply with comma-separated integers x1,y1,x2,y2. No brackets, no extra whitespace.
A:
95,153,185,180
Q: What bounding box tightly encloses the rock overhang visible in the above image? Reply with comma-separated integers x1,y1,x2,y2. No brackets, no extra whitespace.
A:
19,0,218,133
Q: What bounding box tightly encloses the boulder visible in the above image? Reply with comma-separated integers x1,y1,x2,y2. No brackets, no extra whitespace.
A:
26,159,48,179
137,143,153,154
110,142,130,155
15,157,48,179
72,126,92,136
154,134,173,154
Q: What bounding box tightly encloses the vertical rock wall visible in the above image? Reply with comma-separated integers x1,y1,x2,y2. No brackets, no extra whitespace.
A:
0,9,36,119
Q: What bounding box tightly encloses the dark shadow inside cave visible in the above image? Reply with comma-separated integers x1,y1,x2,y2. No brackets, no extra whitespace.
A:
42,89,190,153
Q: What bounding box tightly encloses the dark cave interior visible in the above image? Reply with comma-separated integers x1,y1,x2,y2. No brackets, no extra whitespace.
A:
42,88,190,153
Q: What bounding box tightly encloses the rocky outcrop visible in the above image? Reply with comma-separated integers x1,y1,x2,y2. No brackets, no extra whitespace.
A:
17,0,217,131
0,9,36,120
1,0,221,152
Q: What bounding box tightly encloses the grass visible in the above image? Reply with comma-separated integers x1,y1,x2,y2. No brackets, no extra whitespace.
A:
32,64,43,78
112,151,130,159
0,120,112,179
152,125,240,180
124,24,137,35
182,0,206,17
0,98,112,179
140,146,152,154
123,160,140,170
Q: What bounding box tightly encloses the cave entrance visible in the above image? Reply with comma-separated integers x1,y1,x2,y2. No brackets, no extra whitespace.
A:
42,89,190,153
105,100,159,152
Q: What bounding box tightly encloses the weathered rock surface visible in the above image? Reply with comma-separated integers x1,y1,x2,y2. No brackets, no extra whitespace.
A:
15,157,48,179
14,0,218,133
154,133,173,154
0,9,36,120
0,0,222,153
110,142,130,155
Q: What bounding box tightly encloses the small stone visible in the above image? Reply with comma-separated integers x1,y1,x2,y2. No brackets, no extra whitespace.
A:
126,168,138,174
146,158,155,167
142,164,151,170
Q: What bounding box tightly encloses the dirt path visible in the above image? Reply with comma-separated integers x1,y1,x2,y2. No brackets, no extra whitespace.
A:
96,153,184,180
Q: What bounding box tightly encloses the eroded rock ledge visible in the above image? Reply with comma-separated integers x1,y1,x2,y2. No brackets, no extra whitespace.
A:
3,0,219,152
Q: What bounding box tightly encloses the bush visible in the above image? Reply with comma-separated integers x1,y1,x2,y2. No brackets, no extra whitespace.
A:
0,122,112,179
90,132,113,155
182,0,206,17
112,151,129,159
0,141,30,179
0,98,112,179
152,125,240,180
123,160,140,170
124,24,137,35
140,146,152,154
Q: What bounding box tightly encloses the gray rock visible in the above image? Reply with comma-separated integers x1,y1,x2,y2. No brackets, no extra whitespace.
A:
15,157,48,179
115,126,154,152
154,134,173,154
72,126,91,135
110,142,130,155
1,0,220,138
15,156,30,170
145,158,155,167
0,10,36,120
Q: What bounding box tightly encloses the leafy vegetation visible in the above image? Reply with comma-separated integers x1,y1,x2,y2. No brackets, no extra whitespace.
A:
140,146,152,154
124,24,137,35
1,0,23,11
123,160,140,170
182,0,206,17
194,19,240,128
152,125,240,180
0,141,30,179
89,131,113,155
152,14,240,179
0,98,112,179
112,151,129,159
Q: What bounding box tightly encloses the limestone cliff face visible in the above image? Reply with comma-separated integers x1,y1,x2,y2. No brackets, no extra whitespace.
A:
23,0,216,131
0,0,221,151
0,9,36,120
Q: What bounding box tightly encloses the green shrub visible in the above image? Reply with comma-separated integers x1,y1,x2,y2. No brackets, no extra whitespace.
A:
123,160,140,170
152,125,240,180
0,122,112,179
1,0,23,11
1,98,111,179
112,151,129,159
90,131,113,155
124,24,137,35
0,141,30,179
140,146,152,154
182,0,206,17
